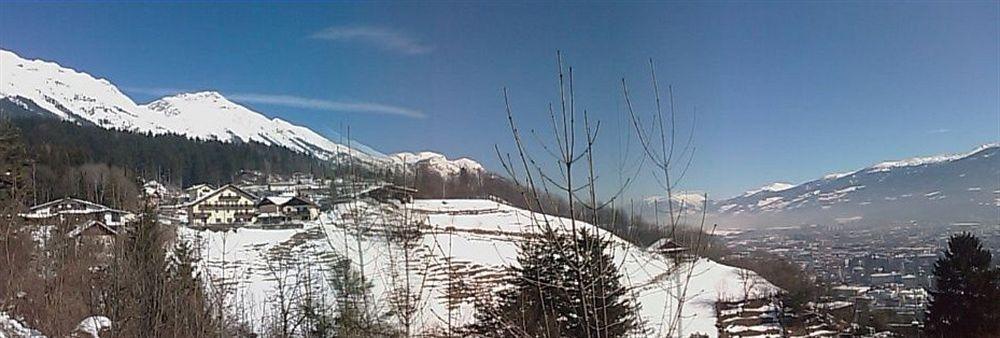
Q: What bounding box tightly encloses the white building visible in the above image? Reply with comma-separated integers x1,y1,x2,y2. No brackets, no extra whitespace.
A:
186,185,258,226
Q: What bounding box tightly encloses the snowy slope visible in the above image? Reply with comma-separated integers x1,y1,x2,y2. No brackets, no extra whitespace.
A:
390,151,485,176
0,49,156,131
182,199,778,337
0,49,381,162
143,92,376,161
712,144,1000,227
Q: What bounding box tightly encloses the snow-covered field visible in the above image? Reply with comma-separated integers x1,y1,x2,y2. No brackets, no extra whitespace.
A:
182,199,778,337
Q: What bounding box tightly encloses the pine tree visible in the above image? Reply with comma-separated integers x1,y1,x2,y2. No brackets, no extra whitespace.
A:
562,230,641,338
0,119,30,203
925,232,1000,337
471,231,564,337
471,229,640,337
327,254,394,337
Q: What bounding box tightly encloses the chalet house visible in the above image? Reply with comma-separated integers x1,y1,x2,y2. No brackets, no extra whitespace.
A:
66,220,118,238
255,195,320,224
184,184,215,201
20,197,134,228
647,238,689,257
186,184,258,226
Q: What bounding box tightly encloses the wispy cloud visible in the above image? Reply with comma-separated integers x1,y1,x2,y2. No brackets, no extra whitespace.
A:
124,87,425,119
927,128,951,134
310,26,432,55
228,93,426,119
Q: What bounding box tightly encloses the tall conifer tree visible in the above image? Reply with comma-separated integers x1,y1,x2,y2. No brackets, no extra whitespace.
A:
925,232,1000,337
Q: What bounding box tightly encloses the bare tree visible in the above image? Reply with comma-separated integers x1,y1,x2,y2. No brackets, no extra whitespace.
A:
621,60,715,337
482,52,644,338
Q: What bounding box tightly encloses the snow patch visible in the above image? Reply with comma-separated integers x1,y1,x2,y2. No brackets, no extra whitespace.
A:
0,312,44,338
743,182,795,196
73,316,111,338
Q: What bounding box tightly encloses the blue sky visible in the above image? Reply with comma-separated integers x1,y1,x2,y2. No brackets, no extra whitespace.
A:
1,1,997,199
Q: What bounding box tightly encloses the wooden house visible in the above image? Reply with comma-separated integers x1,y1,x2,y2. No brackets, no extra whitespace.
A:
255,195,320,224
647,238,689,257
66,220,118,238
20,197,133,228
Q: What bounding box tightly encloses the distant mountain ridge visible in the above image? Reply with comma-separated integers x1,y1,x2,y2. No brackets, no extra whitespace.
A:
711,143,1000,228
390,151,485,177
0,48,381,163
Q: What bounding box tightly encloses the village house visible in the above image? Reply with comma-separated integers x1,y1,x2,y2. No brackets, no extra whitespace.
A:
255,195,320,225
647,237,689,256
20,197,134,228
186,184,258,226
66,220,118,238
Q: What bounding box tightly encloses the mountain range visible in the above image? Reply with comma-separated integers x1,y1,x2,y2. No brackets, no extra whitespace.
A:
707,143,1000,228
0,48,482,174
3,48,995,229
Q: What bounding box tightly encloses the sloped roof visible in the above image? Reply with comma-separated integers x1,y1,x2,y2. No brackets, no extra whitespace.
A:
257,195,318,208
647,237,688,254
66,220,118,237
189,184,258,206
184,183,214,192
26,197,130,215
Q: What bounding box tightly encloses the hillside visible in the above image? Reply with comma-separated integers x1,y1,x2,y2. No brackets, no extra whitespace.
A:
7,117,331,207
181,199,779,337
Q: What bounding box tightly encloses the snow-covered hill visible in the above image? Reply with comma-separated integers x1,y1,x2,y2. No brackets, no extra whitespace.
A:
712,144,1000,227
390,151,485,177
0,49,381,162
182,199,779,337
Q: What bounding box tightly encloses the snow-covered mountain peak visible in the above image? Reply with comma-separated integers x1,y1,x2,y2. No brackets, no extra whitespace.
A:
185,90,225,99
1,48,153,129
743,182,795,196
868,143,999,173
391,151,485,176
148,91,243,112
1,48,383,162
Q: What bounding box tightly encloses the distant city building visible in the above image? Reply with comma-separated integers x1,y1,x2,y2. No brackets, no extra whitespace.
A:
869,272,903,286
